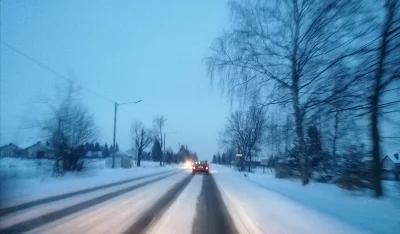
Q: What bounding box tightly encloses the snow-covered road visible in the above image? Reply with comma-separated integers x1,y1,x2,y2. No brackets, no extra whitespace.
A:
1,164,397,234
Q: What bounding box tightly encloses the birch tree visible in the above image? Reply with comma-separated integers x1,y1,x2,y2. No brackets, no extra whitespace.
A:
207,0,372,184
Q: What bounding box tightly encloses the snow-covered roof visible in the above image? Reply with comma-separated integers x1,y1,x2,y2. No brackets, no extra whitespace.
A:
22,142,54,151
114,150,131,157
0,143,21,151
383,154,400,164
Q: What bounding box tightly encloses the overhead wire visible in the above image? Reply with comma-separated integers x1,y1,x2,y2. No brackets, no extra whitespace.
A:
1,40,115,104
1,40,123,146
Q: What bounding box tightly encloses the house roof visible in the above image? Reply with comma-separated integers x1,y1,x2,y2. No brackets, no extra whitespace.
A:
22,142,54,151
382,154,400,164
0,143,21,151
114,150,131,157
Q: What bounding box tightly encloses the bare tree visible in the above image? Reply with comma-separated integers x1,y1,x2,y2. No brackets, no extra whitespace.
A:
368,0,400,197
220,105,267,172
44,81,99,173
132,121,153,167
206,0,373,184
153,114,166,166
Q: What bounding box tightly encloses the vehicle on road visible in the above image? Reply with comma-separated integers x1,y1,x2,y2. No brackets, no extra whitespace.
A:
192,161,209,174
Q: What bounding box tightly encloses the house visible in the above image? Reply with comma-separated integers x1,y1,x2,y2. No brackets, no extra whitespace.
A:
0,143,21,157
19,141,54,158
381,154,400,170
381,153,399,180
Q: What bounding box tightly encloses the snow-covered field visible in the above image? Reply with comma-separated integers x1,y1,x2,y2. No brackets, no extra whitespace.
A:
0,157,179,207
213,164,400,234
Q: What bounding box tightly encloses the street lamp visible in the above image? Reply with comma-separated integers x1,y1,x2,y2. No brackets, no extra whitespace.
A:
112,100,142,168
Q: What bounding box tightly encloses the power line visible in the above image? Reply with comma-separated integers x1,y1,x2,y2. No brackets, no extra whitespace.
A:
1,40,115,104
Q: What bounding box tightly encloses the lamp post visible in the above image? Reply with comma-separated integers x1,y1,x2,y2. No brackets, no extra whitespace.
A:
112,100,142,168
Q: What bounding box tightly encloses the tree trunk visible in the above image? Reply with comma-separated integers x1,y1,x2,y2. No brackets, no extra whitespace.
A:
370,96,383,196
332,111,339,158
285,114,290,150
290,2,309,185
368,0,396,197
137,148,142,167
294,101,308,185
248,153,252,172
292,70,308,184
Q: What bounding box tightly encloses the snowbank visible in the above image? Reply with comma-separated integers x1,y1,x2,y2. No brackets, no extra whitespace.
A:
0,157,105,180
213,164,400,234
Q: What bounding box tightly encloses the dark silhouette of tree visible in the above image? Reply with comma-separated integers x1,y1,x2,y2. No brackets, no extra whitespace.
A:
165,148,174,164
151,139,162,162
94,142,101,152
212,154,217,163
102,143,110,158
307,126,323,168
132,121,153,167
220,105,267,171
44,81,98,173
153,115,167,166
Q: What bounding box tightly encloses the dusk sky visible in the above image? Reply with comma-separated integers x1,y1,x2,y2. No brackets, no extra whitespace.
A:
1,0,232,160
1,0,398,159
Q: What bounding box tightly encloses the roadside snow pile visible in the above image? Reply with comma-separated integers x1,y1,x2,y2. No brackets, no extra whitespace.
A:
0,157,181,207
241,168,400,234
139,161,166,168
0,157,105,180
0,157,53,179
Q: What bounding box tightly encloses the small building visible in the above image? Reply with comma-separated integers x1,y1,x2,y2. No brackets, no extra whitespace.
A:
381,153,399,180
0,143,21,157
105,151,134,168
20,141,54,158
381,154,400,170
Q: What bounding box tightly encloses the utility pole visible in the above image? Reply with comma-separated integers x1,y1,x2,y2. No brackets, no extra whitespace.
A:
112,102,117,168
111,100,142,169
163,133,166,166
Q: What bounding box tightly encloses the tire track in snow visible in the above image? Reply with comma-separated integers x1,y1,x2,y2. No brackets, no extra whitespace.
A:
145,175,203,234
27,172,190,234
0,169,178,217
124,174,193,234
0,171,180,234
192,174,239,234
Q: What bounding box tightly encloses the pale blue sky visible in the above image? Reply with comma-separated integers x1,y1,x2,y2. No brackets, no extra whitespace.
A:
1,0,232,159
1,0,398,159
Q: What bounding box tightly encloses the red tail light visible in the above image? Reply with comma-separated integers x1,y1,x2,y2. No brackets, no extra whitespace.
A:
205,167,208,170
192,166,195,169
